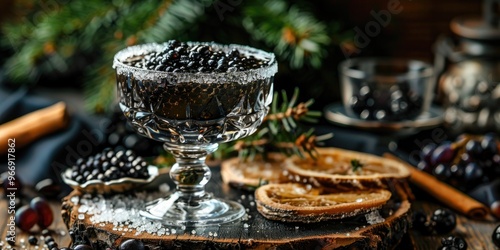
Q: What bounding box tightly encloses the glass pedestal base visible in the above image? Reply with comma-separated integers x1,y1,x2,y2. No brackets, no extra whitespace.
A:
139,192,245,226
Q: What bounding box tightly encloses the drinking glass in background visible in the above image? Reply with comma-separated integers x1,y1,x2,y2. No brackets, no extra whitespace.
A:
339,58,435,122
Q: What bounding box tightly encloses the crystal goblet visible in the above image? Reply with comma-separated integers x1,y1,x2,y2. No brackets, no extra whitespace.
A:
113,42,277,225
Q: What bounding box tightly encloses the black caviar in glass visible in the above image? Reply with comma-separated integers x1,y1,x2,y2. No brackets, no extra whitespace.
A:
122,40,270,73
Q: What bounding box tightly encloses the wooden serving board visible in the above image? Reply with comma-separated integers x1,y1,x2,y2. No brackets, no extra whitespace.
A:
61,167,413,249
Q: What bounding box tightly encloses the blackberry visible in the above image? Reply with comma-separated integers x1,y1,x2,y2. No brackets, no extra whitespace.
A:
433,163,452,182
122,40,270,73
45,236,54,244
47,241,58,249
465,140,482,158
412,210,428,232
493,225,500,247
69,148,150,184
28,235,38,245
430,209,457,234
439,236,467,250
42,228,51,236
7,238,15,246
463,162,483,187
119,239,145,250
411,210,435,235
481,134,498,153
74,245,94,250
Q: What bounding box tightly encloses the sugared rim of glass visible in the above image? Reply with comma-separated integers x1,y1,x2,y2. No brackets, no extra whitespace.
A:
113,42,277,83
339,58,433,80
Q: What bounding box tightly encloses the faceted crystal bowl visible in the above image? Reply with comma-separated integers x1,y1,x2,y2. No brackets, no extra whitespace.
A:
113,42,277,145
113,42,277,225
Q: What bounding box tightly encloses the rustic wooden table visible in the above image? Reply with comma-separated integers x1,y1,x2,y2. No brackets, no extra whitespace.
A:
1,174,498,249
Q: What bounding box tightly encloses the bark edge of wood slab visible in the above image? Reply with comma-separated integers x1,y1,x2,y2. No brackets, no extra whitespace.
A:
62,190,411,249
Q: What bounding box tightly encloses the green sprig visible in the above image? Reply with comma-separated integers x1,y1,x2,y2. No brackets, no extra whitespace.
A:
351,159,364,172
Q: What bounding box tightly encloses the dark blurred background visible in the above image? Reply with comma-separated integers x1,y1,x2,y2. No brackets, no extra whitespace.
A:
0,0,483,111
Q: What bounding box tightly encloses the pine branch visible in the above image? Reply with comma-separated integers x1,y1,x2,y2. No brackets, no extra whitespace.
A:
242,0,330,69
215,88,332,161
84,0,208,112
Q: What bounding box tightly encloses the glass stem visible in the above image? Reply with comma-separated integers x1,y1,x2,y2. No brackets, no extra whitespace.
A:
164,142,218,206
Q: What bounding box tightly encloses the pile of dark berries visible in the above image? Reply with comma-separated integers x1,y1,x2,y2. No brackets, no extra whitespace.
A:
412,208,457,235
348,83,423,121
69,148,149,184
25,229,94,250
122,40,270,73
417,133,500,191
438,235,468,250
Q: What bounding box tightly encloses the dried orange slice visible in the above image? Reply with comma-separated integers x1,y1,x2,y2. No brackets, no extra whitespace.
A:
221,153,288,190
284,147,410,190
255,183,391,222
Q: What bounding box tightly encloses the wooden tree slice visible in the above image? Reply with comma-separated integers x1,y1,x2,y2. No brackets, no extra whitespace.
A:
285,147,411,190
61,168,413,249
220,153,288,190
255,183,392,223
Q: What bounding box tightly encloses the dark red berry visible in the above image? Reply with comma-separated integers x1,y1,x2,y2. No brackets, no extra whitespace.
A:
30,197,54,229
431,143,456,166
15,205,38,232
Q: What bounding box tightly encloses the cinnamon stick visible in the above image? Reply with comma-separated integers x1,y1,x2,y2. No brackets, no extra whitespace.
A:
0,102,70,153
383,153,489,220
